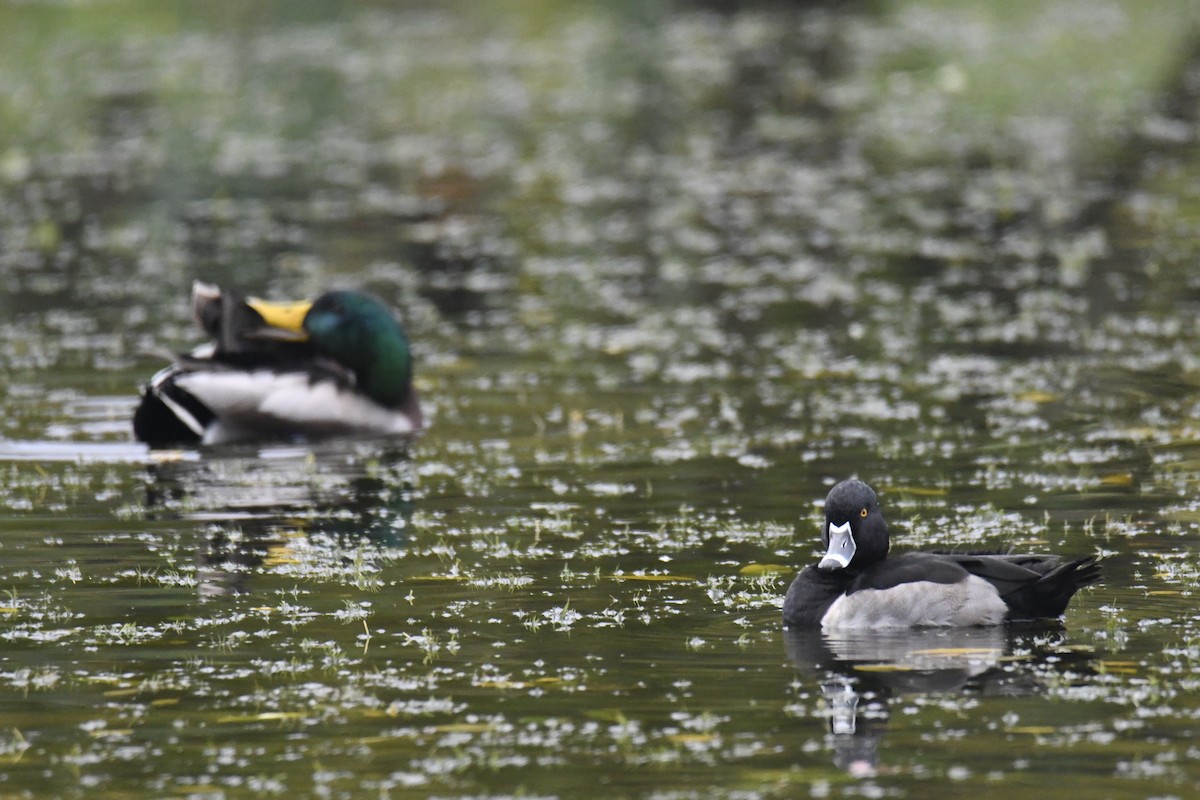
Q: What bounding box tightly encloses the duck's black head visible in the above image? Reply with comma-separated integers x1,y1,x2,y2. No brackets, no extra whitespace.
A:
303,291,414,408
818,479,890,572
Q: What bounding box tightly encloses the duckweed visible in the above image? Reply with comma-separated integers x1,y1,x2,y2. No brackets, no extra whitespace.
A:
2,0,1200,797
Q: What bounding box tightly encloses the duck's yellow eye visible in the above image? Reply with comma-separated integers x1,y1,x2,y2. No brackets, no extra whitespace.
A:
859,507,868,518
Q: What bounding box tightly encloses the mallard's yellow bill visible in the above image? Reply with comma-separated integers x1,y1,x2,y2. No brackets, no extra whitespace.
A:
247,297,313,336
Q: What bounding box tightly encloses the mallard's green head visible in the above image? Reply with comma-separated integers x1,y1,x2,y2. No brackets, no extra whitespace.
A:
302,291,415,408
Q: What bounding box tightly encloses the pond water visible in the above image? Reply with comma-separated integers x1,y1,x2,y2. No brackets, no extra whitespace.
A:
3,0,1200,797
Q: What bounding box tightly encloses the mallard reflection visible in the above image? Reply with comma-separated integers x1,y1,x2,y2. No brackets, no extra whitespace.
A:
140,443,416,597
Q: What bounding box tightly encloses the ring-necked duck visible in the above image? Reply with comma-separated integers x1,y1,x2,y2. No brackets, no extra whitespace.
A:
783,479,1099,629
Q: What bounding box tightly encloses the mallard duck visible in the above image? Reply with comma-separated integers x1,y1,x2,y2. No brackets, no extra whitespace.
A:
783,480,1099,629
133,282,423,446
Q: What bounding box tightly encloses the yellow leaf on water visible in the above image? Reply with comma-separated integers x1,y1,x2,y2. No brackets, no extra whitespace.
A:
738,564,791,576
217,711,307,724
1007,726,1057,735
853,664,917,673
150,698,179,708
1147,589,1181,596
264,546,299,566
668,733,718,745
88,729,133,739
1016,391,1058,403
0,607,19,615
1099,473,1134,487
432,722,495,733
103,688,140,698
607,574,694,582
1099,661,1139,675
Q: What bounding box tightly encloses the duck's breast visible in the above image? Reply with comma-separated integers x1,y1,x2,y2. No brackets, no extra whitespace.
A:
782,566,851,628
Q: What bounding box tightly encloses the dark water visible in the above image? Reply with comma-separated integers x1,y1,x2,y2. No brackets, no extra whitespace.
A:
2,0,1200,797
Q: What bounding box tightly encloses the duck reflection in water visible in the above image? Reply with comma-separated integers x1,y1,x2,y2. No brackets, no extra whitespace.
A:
785,625,1093,777
141,445,416,597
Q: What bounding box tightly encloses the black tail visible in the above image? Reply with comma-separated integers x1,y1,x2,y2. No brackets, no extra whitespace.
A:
132,370,210,447
1001,556,1100,621
947,553,1100,621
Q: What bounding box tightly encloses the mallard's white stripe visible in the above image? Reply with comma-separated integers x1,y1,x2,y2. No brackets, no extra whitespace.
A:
821,575,1007,630
174,370,417,444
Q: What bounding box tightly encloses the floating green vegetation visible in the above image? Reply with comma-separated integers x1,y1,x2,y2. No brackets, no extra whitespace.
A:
2,0,1200,797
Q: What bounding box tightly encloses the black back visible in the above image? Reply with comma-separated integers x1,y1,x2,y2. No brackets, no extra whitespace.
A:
846,552,971,594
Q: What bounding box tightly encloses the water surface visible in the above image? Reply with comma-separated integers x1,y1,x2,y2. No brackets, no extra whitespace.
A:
2,1,1200,797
